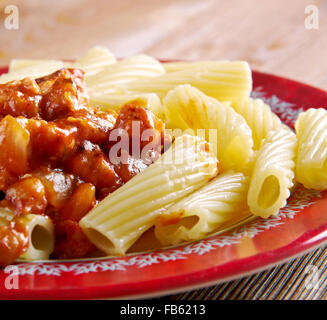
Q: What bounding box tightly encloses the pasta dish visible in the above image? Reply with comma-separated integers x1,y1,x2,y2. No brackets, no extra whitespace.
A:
0,47,325,266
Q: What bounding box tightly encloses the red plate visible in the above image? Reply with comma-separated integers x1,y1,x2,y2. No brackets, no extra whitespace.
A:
0,66,327,300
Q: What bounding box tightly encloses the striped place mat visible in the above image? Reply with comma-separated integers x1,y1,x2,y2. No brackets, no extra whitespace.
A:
160,247,327,300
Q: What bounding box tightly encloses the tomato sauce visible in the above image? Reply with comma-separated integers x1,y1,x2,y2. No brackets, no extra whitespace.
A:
0,68,171,264
0,219,29,267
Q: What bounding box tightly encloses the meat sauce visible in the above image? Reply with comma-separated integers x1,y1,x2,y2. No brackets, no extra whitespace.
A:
0,219,29,267
0,68,171,265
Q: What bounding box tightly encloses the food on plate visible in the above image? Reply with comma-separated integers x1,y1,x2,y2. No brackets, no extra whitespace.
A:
231,97,282,150
295,108,327,190
90,93,163,119
154,171,249,245
0,46,325,266
0,207,54,266
73,46,117,77
85,54,165,95
0,62,171,265
80,134,218,255
116,60,252,104
162,84,254,172
247,127,297,218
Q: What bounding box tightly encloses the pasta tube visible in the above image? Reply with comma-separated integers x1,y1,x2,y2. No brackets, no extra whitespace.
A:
80,134,219,255
162,85,254,172
247,127,297,218
73,46,116,77
85,54,165,94
5,46,116,83
155,171,249,245
18,214,55,260
0,61,69,83
9,59,69,73
295,108,327,190
121,61,252,104
0,208,55,261
90,93,164,119
232,98,282,150
163,60,233,72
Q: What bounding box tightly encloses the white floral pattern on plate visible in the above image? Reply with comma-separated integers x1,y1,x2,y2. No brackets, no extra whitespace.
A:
251,86,304,125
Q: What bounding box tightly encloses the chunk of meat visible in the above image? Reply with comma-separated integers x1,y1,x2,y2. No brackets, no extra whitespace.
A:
0,220,28,267
0,167,18,192
113,150,148,183
0,78,41,118
0,68,90,121
5,177,47,216
18,117,77,166
109,101,172,163
0,116,30,189
18,108,116,166
36,68,89,121
60,183,96,221
52,219,96,259
67,141,122,192
32,167,77,208
57,108,117,146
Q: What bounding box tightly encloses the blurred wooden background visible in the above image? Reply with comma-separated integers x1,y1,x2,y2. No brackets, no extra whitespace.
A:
0,0,326,90
0,0,326,300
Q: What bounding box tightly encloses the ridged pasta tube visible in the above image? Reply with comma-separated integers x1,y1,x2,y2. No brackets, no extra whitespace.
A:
155,171,249,245
90,93,164,119
0,208,55,261
5,46,116,83
232,98,282,150
295,108,327,190
80,134,219,255
73,46,117,77
163,60,230,73
163,85,254,172
122,61,252,104
0,61,69,83
86,55,165,94
248,127,297,218
9,59,69,73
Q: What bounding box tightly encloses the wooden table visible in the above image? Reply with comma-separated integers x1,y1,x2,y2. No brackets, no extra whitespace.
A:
0,0,326,300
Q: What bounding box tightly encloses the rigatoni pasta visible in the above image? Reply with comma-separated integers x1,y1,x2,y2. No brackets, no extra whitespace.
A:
3,46,116,83
85,54,165,95
17,214,55,261
79,134,219,255
73,46,117,77
120,61,252,104
163,84,254,172
0,60,70,83
232,98,282,150
295,108,327,190
154,171,249,245
0,207,54,262
247,127,297,218
9,59,69,73
163,60,230,73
